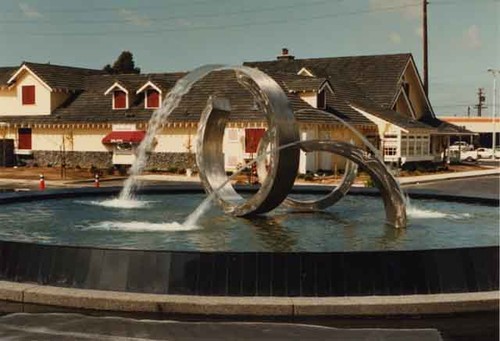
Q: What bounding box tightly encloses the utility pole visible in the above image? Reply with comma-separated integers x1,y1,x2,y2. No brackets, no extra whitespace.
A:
474,88,486,117
487,69,498,149
467,106,471,117
423,0,429,96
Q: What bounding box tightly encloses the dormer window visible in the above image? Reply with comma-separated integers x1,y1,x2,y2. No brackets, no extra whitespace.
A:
136,81,162,109
113,90,127,109
317,89,326,109
146,89,160,108
104,82,129,110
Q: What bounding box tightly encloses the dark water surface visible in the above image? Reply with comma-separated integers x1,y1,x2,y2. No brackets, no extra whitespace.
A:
0,193,497,251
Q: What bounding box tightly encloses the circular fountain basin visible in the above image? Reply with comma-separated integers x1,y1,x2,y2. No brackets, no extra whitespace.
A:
0,190,497,252
0,186,497,317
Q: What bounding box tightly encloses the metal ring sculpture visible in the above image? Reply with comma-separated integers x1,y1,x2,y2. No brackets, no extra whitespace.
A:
255,129,359,211
194,66,407,228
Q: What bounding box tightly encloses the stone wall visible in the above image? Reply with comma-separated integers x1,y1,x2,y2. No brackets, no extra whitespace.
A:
146,152,197,171
31,151,196,171
32,151,113,169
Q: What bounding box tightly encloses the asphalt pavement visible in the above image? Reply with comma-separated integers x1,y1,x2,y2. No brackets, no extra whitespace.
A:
403,175,500,200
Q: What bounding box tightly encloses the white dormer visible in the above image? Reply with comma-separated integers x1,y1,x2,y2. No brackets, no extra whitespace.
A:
297,67,314,77
316,81,333,109
104,82,129,110
136,81,162,109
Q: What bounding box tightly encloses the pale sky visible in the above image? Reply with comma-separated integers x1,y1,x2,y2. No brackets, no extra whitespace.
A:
0,0,498,116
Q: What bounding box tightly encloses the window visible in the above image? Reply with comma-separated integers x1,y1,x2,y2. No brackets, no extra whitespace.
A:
317,90,326,109
113,90,127,109
18,128,32,149
403,82,410,98
400,136,408,156
384,147,397,156
22,85,35,105
408,136,415,156
146,89,160,108
245,128,266,153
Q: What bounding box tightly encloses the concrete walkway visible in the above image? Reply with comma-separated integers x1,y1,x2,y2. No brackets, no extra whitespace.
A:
0,167,498,190
397,168,500,185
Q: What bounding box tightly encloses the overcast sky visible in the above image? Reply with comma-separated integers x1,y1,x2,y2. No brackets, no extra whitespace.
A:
0,0,498,116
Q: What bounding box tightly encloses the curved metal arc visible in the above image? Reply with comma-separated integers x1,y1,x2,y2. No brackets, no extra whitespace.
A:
196,66,300,217
284,161,358,210
256,130,359,211
298,140,407,228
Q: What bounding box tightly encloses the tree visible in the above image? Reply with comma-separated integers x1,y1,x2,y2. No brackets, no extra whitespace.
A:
103,51,141,74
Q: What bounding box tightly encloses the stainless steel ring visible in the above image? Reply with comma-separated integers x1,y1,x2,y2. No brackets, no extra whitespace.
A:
196,66,300,216
297,140,407,228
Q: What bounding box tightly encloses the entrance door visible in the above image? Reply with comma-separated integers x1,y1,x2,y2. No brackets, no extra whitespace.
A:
18,128,32,150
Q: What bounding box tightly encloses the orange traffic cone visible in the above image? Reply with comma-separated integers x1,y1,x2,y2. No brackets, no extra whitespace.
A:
39,174,45,190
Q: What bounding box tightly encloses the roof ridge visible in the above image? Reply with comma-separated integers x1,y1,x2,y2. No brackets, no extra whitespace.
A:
245,52,412,64
23,61,103,73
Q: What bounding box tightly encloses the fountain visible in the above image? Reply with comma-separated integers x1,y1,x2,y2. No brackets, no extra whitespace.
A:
0,66,497,326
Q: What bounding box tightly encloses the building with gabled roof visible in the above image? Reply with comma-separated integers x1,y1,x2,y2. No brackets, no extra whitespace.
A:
0,51,469,172
245,49,471,166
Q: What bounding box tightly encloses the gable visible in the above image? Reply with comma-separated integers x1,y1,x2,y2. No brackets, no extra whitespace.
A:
394,57,433,119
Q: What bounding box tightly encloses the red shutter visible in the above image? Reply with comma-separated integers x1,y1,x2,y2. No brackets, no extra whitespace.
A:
114,91,127,109
22,86,35,105
18,128,32,150
146,90,160,108
245,128,266,153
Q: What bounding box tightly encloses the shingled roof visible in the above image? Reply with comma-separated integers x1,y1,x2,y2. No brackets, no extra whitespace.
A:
245,53,411,109
0,67,17,88
8,62,105,91
0,69,354,126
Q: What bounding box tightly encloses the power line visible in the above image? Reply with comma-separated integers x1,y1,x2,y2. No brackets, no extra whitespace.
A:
0,0,496,36
0,0,337,25
0,3,427,37
0,0,214,14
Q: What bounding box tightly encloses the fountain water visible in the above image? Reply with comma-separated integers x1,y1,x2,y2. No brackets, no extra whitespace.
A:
118,64,225,201
105,65,407,228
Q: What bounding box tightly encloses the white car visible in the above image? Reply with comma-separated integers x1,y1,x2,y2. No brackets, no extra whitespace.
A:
494,148,500,159
449,141,474,151
476,148,493,159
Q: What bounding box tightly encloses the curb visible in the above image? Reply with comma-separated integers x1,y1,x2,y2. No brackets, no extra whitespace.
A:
0,281,497,316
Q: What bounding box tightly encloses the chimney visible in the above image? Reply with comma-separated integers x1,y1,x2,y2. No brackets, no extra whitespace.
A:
277,48,295,61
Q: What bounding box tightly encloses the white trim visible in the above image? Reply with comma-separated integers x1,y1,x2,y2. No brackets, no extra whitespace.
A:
394,58,435,117
104,82,128,96
7,65,52,92
394,86,417,119
350,105,409,133
297,67,314,77
136,81,162,94
318,80,334,94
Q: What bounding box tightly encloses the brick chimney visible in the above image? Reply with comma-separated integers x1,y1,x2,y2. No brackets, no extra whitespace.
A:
277,48,295,61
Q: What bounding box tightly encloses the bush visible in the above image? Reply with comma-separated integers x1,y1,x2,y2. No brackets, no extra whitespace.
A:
364,177,375,187
166,166,178,174
304,173,314,181
107,166,115,175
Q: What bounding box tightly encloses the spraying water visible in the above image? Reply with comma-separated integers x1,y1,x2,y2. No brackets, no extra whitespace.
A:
183,137,301,227
118,65,224,201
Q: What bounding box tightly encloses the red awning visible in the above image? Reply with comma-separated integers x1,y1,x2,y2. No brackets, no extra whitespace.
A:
102,131,146,144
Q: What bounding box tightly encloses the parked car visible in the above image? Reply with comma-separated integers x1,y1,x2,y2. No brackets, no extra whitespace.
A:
448,141,474,151
448,149,478,163
460,150,478,162
494,147,500,159
476,147,493,159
